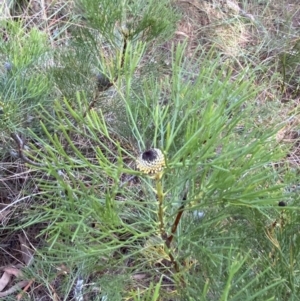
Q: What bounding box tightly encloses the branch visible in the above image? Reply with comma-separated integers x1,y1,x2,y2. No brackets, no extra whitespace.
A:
11,133,44,167
166,204,185,248
83,28,129,117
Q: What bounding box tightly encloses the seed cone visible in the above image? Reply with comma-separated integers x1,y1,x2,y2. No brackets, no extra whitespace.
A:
136,148,165,175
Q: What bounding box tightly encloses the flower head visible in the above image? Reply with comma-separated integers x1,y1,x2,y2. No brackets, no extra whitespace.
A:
136,148,165,175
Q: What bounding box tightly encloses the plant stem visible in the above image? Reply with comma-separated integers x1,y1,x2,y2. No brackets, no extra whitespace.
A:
11,133,44,167
155,173,183,278
155,173,167,241
166,204,185,248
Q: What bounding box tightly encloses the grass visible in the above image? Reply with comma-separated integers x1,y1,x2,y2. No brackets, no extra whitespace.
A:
0,0,300,300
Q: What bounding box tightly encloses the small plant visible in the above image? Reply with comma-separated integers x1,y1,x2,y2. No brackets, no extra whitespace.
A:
2,0,300,300
279,38,300,95
136,148,182,273
14,43,289,299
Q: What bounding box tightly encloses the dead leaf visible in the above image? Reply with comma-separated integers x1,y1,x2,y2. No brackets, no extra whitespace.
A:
226,0,240,13
18,235,34,266
0,267,23,292
0,271,12,292
3,267,23,278
132,274,147,280
0,280,29,298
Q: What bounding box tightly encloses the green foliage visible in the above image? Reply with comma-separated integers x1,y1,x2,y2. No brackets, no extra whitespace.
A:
132,276,163,301
17,42,294,299
0,21,51,132
279,39,300,94
1,0,300,300
77,0,178,44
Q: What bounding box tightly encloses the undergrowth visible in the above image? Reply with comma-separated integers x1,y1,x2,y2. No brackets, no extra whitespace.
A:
1,0,300,300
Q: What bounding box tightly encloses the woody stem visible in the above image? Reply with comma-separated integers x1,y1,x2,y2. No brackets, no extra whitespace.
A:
156,174,167,241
